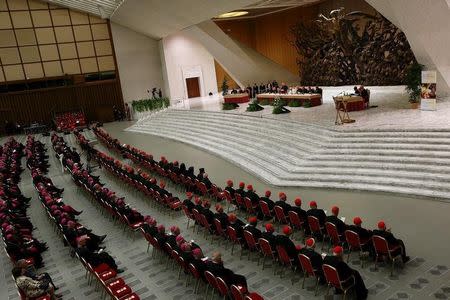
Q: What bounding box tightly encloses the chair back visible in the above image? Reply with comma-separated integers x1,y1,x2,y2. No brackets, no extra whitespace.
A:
299,253,315,276
345,230,361,249
307,216,322,234
192,209,201,224
325,222,340,246
274,206,287,223
182,204,193,219
288,211,303,230
204,271,218,289
223,190,232,203
164,242,173,254
276,245,292,266
216,277,230,296
235,193,244,207
259,200,272,218
214,218,225,236
211,184,219,198
230,284,245,300
200,214,211,230
244,197,255,213
323,264,342,288
171,249,180,261
372,235,390,255
188,263,200,279
227,226,240,243
199,182,208,195
243,230,258,250
258,238,274,258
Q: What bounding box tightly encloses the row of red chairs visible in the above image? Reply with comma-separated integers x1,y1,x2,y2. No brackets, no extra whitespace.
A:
46,135,140,300
72,133,264,299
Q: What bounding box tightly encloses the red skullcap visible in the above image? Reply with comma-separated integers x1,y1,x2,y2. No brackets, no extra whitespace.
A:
294,198,302,206
333,246,344,255
283,225,292,235
378,221,386,230
227,180,233,187
247,185,253,191
186,192,193,198
228,213,237,222
309,201,317,208
353,217,362,225
332,206,339,215
194,197,201,205
306,238,315,247
265,223,274,232
239,182,245,188
279,192,286,200
265,190,271,197
248,216,257,224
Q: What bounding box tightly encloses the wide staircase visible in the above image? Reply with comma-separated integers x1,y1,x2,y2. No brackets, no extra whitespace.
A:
127,109,450,200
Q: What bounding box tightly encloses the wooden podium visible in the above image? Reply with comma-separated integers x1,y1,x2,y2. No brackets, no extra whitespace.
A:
333,95,363,125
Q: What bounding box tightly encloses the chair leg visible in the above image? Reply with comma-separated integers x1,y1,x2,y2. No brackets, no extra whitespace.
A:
347,247,351,263
261,256,266,270
391,259,395,277
314,277,319,296
301,272,306,289
147,242,150,253
343,290,347,300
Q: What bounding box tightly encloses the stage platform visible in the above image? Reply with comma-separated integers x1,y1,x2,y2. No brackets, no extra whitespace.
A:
256,93,322,107
174,85,450,130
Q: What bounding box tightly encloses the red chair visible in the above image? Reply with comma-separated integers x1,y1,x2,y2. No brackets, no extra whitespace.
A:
111,285,132,299
298,254,320,295
182,205,195,229
235,193,245,209
119,293,140,300
325,222,343,250
243,230,259,261
244,197,256,215
191,209,202,233
276,245,295,279
213,218,226,245
245,293,264,300
259,201,273,219
288,211,304,236
273,206,287,225
188,263,202,294
198,182,208,196
230,285,264,300
204,271,218,299
258,238,277,272
223,190,234,212
227,226,243,257
307,216,324,242
372,235,403,276
199,214,212,239
323,264,355,300
345,230,370,268
210,184,220,200
216,277,230,299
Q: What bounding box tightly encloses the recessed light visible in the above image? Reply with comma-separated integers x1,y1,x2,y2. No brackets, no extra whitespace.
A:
217,11,249,18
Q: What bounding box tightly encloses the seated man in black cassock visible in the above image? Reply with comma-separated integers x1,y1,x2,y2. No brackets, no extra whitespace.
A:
228,213,245,239
202,173,212,190
290,198,309,234
245,185,260,208
325,206,347,235
307,201,326,226
274,226,301,263
323,246,368,300
274,192,291,215
299,238,324,282
214,205,229,228
243,216,261,241
206,252,248,289
261,223,277,249
373,221,409,263
347,217,374,257
259,190,274,211
182,192,195,213
224,179,235,199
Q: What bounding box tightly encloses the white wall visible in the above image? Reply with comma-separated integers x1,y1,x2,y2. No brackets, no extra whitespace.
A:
110,22,164,102
161,31,218,103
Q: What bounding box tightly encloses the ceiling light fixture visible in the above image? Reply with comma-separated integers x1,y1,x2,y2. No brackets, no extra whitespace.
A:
217,11,249,18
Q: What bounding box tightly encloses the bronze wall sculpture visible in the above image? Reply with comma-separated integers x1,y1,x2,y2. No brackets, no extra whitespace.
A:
291,8,417,86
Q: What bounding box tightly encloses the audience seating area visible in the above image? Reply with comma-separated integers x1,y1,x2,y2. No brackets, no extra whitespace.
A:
54,111,87,132
67,132,263,299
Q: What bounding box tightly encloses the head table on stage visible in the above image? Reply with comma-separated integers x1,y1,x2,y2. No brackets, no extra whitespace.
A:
256,93,322,107
223,93,250,104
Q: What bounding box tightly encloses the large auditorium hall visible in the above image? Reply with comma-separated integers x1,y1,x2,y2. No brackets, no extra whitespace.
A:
1,1,450,300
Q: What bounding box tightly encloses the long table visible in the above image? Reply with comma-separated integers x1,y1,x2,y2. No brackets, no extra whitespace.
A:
223,93,250,104
256,93,322,107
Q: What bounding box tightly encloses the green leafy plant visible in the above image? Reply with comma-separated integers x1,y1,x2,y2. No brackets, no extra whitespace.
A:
246,100,264,112
221,76,229,96
303,100,311,108
405,62,423,103
272,97,290,114
222,103,238,110
258,98,270,106
288,99,301,107
131,97,170,112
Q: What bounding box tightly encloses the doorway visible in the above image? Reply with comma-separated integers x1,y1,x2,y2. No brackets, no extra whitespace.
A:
186,77,201,98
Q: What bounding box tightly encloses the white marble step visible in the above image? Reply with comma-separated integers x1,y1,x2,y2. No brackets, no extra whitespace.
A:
127,125,450,199
129,123,450,192
324,142,450,151
329,137,450,145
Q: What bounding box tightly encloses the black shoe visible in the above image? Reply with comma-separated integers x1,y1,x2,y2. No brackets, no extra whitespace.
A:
116,269,124,274
402,256,410,263
99,235,107,242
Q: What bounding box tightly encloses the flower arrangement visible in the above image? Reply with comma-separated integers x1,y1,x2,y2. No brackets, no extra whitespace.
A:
131,97,170,113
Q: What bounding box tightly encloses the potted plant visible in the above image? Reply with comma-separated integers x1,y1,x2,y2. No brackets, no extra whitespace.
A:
221,76,229,96
405,62,423,109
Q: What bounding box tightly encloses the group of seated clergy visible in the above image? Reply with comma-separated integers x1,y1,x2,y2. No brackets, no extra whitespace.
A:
0,138,59,299
182,193,372,299
93,126,214,194
224,180,409,263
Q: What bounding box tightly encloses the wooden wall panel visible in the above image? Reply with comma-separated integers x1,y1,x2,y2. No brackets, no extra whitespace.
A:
214,0,375,77
0,79,123,124
214,59,239,90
